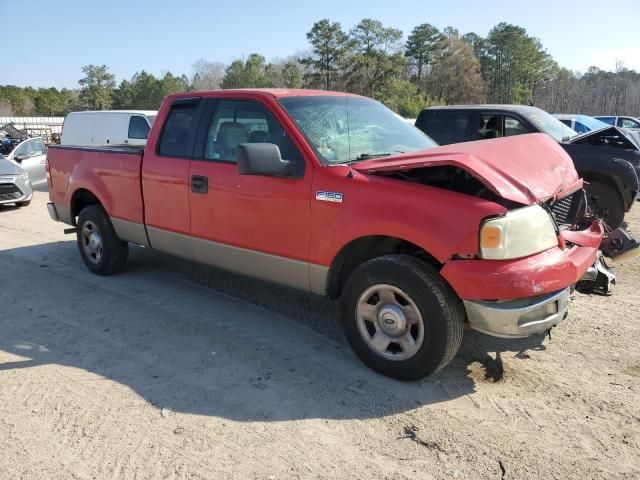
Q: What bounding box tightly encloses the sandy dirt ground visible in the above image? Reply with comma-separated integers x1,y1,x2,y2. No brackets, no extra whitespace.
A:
0,189,639,480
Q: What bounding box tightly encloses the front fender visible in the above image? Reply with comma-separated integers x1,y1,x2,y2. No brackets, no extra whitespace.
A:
309,169,508,266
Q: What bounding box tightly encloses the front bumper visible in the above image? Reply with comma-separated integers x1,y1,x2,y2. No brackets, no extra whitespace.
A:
464,288,570,338
0,175,32,205
441,220,603,301
442,221,604,338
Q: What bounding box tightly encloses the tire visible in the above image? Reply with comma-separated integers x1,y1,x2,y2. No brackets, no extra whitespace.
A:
584,181,625,229
340,254,464,381
16,200,31,207
76,205,129,275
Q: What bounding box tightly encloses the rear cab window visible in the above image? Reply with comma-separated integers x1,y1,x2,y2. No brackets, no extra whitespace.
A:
158,99,202,157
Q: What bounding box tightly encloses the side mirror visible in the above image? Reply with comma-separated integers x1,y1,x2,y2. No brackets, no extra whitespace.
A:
14,154,28,162
237,143,291,177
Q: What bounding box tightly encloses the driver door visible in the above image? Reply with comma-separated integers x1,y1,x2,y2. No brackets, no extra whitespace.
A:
188,97,312,290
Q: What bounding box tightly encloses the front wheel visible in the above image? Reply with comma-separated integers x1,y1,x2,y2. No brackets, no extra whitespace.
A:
584,181,625,229
340,255,465,381
76,205,129,275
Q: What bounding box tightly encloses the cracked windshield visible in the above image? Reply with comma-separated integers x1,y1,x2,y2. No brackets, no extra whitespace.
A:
279,95,437,164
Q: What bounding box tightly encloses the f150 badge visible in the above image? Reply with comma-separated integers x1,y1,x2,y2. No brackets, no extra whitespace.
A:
316,191,343,203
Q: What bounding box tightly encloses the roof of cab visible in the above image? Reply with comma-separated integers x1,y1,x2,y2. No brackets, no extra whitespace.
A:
170,88,364,99
423,104,541,113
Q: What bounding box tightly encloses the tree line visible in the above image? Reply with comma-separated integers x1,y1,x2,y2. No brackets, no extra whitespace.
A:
1,20,639,119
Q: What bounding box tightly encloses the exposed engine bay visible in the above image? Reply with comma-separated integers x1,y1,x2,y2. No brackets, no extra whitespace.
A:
379,165,521,209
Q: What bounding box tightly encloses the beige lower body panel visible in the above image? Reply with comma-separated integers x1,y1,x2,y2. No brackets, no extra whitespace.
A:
143,225,327,294
111,217,150,247
309,264,330,295
146,226,194,261
192,237,310,291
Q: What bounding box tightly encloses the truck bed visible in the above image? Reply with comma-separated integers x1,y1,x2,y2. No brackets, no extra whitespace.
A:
47,145,145,226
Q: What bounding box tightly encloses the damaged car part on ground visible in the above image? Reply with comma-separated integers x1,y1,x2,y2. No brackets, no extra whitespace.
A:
48,90,611,380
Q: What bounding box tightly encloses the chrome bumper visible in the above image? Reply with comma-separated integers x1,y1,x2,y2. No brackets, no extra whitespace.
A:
463,287,570,338
47,202,60,221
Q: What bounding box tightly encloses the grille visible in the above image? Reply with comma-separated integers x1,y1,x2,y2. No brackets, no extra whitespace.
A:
0,183,22,201
549,190,586,226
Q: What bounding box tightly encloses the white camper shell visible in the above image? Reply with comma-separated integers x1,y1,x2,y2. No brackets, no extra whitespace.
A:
61,110,157,147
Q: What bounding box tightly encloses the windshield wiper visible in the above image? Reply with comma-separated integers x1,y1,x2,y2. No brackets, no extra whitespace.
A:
331,151,408,166
332,153,394,165
354,152,392,160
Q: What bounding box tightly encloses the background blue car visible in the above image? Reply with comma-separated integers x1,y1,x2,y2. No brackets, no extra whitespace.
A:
553,114,611,134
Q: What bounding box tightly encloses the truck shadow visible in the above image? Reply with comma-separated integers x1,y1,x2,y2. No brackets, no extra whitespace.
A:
0,241,547,422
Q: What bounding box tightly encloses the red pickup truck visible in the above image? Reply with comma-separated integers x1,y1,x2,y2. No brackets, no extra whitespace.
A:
47,89,604,380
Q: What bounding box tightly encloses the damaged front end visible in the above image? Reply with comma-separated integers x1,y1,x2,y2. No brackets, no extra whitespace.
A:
546,186,639,294
354,134,634,303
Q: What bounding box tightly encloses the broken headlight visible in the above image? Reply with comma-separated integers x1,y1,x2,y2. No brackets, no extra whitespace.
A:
479,205,558,260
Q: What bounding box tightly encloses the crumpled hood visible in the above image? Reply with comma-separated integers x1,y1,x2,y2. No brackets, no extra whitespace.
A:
0,156,24,176
353,133,581,205
567,125,640,151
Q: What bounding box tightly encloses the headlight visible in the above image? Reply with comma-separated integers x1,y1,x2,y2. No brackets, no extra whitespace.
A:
479,205,558,260
19,172,29,181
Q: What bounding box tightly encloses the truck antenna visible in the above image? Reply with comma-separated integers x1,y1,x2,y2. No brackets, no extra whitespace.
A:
345,93,354,178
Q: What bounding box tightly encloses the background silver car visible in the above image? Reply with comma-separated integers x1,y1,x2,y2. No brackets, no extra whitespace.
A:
4,137,47,186
0,154,33,207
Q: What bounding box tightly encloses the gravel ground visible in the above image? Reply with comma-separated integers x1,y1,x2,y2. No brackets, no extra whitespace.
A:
0,189,639,480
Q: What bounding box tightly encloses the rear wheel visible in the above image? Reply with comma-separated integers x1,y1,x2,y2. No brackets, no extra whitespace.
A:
76,205,128,275
340,254,464,381
585,181,625,229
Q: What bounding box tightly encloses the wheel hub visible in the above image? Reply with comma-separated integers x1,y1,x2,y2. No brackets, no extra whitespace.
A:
355,284,425,361
82,220,103,264
378,304,407,336
89,232,102,251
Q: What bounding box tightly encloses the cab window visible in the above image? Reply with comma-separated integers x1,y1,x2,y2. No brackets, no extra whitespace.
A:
415,110,470,145
158,100,200,157
203,100,303,167
478,114,528,139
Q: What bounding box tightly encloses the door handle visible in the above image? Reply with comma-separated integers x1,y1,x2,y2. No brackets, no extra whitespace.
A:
191,175,208,194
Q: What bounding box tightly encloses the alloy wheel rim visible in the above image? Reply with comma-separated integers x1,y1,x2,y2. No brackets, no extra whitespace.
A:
355,284,424,361
82,220,103,264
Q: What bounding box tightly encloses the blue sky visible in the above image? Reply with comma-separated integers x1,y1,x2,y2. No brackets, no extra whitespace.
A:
2,0,639,88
